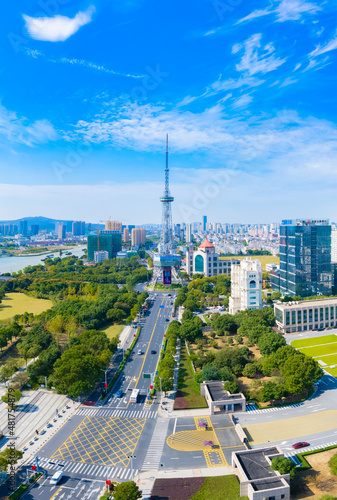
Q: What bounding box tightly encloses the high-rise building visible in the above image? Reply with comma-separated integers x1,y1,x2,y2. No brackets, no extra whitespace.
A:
72,221,86,236
94,251,109,263
202,216,207,232
58,224,66,239
229,258,262,314
105,220,122,232
19,220,28,236
30,224,39,236
87,231,122,261
332,228,337,263
131,228,146,247
186,223,192,243
123,227,130,242
273,219,332,298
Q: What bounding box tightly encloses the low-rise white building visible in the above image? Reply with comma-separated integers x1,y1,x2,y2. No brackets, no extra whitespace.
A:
274,297,337,333
185,239,239,277
229,258,262,314
94,250,109,263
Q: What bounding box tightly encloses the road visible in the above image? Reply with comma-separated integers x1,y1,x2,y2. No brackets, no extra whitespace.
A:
6,290,176,500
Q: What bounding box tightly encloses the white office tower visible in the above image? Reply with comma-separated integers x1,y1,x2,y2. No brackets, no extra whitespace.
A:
229,258,262,315
332,228,337,263
94,251,109,263
186,223,192,243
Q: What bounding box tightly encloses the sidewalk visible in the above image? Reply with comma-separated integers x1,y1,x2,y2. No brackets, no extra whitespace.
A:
137,465,239,499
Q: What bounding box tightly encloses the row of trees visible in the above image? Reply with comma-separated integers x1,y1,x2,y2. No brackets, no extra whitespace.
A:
155,321,180,393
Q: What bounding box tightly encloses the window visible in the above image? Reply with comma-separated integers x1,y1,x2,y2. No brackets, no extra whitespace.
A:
303,310,307,324
309,309,313,322
297,310,302,324
249,280,256,288
286,312,290,325
291,311,296,325
326,307,329,321
195,255,204,273
331,306,334,320
314,309,318,322
320,308,324,321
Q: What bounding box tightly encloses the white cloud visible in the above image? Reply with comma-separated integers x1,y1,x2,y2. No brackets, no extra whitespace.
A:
237,0,321,24
0,103,57,146
234,34,286,76
24,48,144,79
231,94,254,109
207,75,264,95
23,5,95,42
310,31,337,57
293,63,302,71
279,77,298,87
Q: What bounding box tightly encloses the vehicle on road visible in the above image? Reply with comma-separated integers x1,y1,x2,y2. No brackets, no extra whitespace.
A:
292,442,309,449
50,470,63,485
165,318,169,322
130,389,140,403
116,389,123,398
151,350,156,354
138,349,142,355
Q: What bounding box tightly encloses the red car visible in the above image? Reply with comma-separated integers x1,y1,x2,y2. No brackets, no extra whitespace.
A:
292,442,309,449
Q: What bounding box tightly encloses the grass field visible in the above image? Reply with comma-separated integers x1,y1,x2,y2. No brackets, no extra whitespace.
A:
291,334,337,377
176,344,208,409
191,475,248,500
0,293,52,320
219,254,279,271
99,323,124,340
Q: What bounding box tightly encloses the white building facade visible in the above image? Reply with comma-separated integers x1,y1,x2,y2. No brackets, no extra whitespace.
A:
94,250,109,263
229,258,262,315
185,239,239,277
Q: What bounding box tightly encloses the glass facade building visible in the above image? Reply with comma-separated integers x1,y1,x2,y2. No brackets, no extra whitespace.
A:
277,219,332,298
87,231,122,261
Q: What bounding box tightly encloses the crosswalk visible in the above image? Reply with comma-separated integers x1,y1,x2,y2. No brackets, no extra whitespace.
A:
25,456,138,481
244,403,302,414
284,440,337,457
76,407,157,419
142,418,170,471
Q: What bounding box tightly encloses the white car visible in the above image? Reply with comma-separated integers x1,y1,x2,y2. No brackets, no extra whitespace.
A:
50,470,63,485
138,349,142,355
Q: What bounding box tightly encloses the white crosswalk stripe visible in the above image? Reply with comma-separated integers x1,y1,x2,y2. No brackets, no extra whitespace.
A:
243,403,302,414
76,407,157,419
142,418,170,471
32,457,137,480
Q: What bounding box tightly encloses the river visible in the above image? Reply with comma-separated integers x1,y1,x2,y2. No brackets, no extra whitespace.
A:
0,247,86,275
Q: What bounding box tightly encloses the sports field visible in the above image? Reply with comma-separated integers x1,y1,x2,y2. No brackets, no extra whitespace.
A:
291,334,337,377
219,255,279,271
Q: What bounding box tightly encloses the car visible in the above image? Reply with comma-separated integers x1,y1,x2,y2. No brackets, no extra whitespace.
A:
151,350,156,354
116,389,123,398
292,442,309,449
138,349,142,355
165,318,169,322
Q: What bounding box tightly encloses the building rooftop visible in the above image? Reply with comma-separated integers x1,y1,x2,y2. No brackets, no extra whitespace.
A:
237,448,279,481
199,237,214,249
252,479,285,491
206,382,243,402
275,297,337,309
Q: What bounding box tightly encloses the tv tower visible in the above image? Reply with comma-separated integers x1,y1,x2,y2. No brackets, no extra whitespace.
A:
159,134,174,255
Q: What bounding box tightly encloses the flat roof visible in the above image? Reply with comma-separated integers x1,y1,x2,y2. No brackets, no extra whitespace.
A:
237,448,279,481
275,297,337,310
206,382,243,402
252,479,285,491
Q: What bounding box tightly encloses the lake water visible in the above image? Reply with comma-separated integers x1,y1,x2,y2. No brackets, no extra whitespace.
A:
0,247,86,274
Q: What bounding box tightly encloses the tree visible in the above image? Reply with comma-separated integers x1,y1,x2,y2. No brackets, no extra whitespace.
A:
242,363,258,378
271,456,296,479
113,481,142,500
2,389,22,405
258,332,286,357
182,310,194,322
259,381,284,402
180,320,203,342
0,448,23,471
224,381,239,393
202,364,220,381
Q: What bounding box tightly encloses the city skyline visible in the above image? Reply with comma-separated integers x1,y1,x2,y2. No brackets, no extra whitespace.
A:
2,1,337,222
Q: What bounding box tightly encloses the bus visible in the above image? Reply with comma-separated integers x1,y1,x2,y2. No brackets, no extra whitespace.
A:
50,470,63,485
130,389,140,403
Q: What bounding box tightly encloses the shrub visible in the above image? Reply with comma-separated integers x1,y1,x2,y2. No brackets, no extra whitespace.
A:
329,452,337,476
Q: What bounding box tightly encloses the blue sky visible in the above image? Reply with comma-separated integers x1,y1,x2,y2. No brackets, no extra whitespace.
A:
1,0,337,224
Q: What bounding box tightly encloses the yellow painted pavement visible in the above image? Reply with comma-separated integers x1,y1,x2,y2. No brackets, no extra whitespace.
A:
243,410,337,444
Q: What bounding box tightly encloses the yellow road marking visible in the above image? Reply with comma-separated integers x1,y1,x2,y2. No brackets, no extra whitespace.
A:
127,298,164,408
50,486,62,499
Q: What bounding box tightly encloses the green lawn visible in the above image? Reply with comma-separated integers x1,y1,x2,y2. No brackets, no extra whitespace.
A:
177,344,208,409
326,366,337,377
0,293,52,320
291,335,337,348
297,343,337,357
219,255,279,271
314,353,337,365
203,314,211,325
99,323,124,340
191,475,248,500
